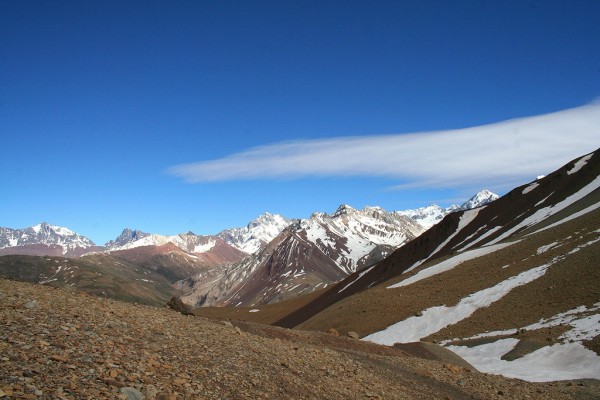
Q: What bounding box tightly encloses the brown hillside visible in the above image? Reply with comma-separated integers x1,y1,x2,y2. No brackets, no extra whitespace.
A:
1,278,597,399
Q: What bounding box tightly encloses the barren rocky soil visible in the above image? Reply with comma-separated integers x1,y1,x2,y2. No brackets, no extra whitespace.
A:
2,279,599,399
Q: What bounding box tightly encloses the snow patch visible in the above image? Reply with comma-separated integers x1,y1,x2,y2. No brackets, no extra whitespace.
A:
193,239,216,253
388,241,517,289
423,208,483,262
447,340,600,382
567,153,594,175
531,200,600,235
487,174,600,245
522,182,539,194
537,242,559,254
534,192,554,207
367,264,549,345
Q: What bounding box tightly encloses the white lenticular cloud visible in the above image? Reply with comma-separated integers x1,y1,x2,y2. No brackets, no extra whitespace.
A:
168,104,600,188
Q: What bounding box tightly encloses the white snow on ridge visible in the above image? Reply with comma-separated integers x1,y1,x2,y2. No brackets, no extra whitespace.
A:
457,226,502,252
218,212,291,254
367,263,549,345
487,175,600,245
388,241,517,289
397,204,448,229
338,265,375,293
193,239,216,253
531,200,600,235
567,153,594,175
426,208,482,260
522,182,539,194
111,233,216,254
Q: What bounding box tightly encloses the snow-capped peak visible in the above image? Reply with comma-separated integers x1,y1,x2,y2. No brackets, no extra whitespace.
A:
397,190,499,229
218,212,292,254
459,189,499,210
0,222,96,252
106,231,218,254
104,228,151,249
332,204,357,217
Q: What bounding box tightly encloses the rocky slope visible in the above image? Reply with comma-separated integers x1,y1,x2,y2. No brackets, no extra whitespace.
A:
2,277,596,399
0,254,175,306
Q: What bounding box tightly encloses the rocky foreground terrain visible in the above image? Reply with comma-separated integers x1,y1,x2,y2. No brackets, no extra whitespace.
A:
2,279,599,399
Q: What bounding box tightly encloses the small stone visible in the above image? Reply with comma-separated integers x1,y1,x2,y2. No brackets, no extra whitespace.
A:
24,300,39,309
327,328,339,336
443,363,463,374
347,331,359,339
143,384,158,399
50,355,68,362
120,387,146,400
220,320,233,328
0,389,5,397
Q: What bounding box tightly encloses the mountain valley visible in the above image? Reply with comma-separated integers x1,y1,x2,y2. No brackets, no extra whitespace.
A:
1,149,599,390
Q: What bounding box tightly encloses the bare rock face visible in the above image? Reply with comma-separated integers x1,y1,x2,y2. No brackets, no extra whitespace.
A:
166,296,193,316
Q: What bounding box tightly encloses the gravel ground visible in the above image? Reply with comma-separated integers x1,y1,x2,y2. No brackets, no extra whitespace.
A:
1,278,597,400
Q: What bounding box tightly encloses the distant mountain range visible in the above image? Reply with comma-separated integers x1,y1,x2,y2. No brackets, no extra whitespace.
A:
176,191,497,307
0,223,104,257
0,190,497,258
396,189,499,229
0,190,497,305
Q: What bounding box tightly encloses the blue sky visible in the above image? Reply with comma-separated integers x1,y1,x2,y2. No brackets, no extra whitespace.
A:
2,0,599,244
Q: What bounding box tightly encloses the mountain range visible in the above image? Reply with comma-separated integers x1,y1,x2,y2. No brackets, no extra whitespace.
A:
0,190,496,305
0,190,497,258
176,191,497,307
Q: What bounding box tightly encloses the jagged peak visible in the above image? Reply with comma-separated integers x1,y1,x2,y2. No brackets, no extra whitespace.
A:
460,189,499,210
332,204,356,217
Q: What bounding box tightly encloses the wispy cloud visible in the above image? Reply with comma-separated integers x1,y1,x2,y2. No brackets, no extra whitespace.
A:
168,104,600,189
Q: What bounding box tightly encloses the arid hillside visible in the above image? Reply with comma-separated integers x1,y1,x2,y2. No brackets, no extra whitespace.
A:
2,278,599,399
